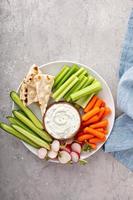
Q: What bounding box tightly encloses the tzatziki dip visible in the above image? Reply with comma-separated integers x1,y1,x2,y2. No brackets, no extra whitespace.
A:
43,102,81,139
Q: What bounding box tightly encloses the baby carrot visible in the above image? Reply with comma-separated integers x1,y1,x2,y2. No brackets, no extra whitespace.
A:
102,107,111,118
77,134,94,142
84,96,98,112
90,119,108,129
98,107,105,120
87,143,97,150
82,107,100,121
95,128,108,135
82,115,99,126
89,136,106,144
95,128,104,132
83,127,105,139
101,101,106,107
94,98,104,108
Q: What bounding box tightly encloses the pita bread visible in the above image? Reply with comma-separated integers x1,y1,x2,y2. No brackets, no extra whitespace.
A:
20,64,42,105
20,64,55,116
35,74,54,115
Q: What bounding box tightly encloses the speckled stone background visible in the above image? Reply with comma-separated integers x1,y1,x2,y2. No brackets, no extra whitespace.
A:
0,1,133,200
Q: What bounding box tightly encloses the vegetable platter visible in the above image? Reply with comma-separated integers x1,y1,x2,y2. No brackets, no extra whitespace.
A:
0,61,115,164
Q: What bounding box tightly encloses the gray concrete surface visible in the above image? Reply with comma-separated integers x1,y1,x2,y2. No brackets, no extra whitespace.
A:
0,0,133,199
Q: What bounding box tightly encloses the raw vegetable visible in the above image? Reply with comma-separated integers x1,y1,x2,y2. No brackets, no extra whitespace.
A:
12,124,50,150
38,148,47,159
58,151,71,164
82,107,100,121
84,95,98,112
82,115,99,126
52,75,78,100
76,93,95,108
87,143,97,150
71,152,79,163
13,110,52,142
83,127,105,139
96,128,107,134
70,81,102,101
74,67,87,77
77,134,94,142
0,122,39,148
51,140,60,152
75,95,111,152
71,143,81,154
55,77,79,101
94,98,104,108
87,75,95,85
7,116,37,136
64,75,88,102
102,107,111,118
55,64,79,90
82,107,106,126
53,65,70,88
48,150,58,159
60,145,71,153
90,119,108,129
10,91,43,129
89,137,106,143
98,107,105,120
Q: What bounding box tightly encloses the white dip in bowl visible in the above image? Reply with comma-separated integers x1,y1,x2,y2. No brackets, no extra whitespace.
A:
43,102,81,139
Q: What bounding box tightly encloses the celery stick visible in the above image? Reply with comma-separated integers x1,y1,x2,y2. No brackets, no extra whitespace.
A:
64,74,85,100
13,110,52,142
0,122,39,148
74,67,87,77
55,64,79,90
52,75,78,99
76,93,95,108
86,75,95,86
12,124,50,150
53,65,70,88
70,81,102,101
7,116,38,136
65,75,88,102
10,91,43,129
55,77,78,101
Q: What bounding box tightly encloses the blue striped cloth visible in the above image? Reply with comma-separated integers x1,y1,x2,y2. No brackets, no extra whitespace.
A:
104,9,133,171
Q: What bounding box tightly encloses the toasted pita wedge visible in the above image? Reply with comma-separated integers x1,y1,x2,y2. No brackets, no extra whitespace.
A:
35,74,54,116
20,64,42,105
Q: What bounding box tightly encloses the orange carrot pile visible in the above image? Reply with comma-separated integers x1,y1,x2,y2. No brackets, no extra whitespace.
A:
75,95,111,151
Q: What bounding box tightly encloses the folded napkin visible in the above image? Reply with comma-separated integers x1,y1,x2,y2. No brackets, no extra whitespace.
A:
104,9,133,171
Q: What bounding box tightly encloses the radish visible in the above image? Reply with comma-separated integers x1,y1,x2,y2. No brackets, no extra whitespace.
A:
71,143,81,154
38,148,47,159
58,151,71,164
60,144,71,153
71,151,79,163
48,150,58,159
51,140,60,152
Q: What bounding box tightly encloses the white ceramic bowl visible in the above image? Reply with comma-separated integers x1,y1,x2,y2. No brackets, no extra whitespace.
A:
13,61,115,162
